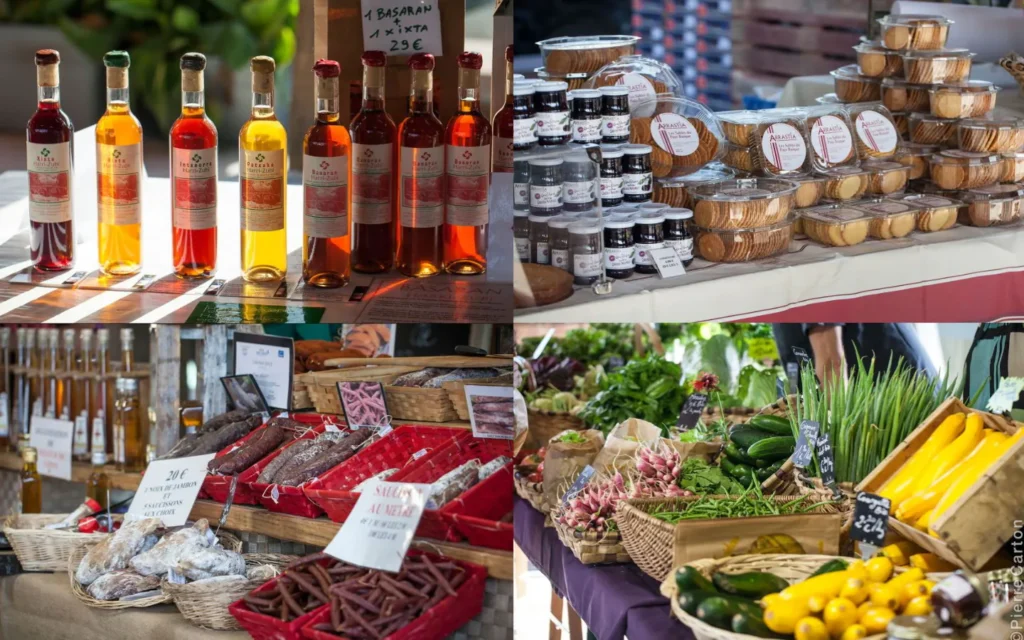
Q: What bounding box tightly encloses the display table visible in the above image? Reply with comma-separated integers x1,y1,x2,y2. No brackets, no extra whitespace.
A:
513,497,690,640
0,572,248,639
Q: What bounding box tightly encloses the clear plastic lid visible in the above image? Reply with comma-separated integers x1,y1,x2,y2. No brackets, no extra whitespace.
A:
888,192,963,211
931,150,1001,166
815,93,844,105
690,177,799,203
801,203,874,224
959,116,1024,131
537,35,641,51
831,64,881,84
959,183,1024,203
657,166,735,189
928,80,999,95
791,174,827,186
863,160,908,174
853,41,891,54
717,110,762,126
851,198,920,216
630,95,726,176
878,13,953,27
694,215,795,233
909,112,957,125
584,55,684,108
803,106,858,171
846,102,900,159
663,208,694,220
881,77,939,89
897,142,940,157
901,48,972,61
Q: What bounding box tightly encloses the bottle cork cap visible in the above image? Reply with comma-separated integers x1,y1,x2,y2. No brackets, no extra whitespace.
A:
408,53,435,71
457,51,483,70
103,50,130,68
35,49,60,66
362,51,387,67
505,45,513,62
180,52,206,71
313,59,341,78
251,55,276,74
22,446,37,463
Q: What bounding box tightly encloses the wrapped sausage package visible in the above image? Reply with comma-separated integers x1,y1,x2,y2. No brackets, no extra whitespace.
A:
591,418,661,474
542,429,605,504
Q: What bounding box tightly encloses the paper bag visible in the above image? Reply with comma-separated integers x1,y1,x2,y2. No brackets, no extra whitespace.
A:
672,512,843,567
542,429,604,504
662,438,724,463
591,418,661,474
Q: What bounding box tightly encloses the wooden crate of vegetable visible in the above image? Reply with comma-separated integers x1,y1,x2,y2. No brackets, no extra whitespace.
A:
856,396,1024,571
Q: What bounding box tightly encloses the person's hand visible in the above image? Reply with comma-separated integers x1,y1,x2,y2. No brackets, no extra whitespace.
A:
808,325,845,386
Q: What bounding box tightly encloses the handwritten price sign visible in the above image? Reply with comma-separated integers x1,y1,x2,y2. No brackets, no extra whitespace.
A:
360,0,443,56
126,453,215,527
29,416,74,481
793,420,819,468
850,492,891,547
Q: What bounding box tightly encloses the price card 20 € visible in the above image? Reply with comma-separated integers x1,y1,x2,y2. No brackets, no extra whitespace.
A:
126,453,216,527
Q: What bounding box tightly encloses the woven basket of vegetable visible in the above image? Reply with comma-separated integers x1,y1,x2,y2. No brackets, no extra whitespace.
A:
383,386,460,422
514,472,551,516
4,513,123,572
526,409,584,448
703,397,790,426
660,554,884,640
444,376,514,420
306,366,420,414
617,493,844,582
551,517,631,565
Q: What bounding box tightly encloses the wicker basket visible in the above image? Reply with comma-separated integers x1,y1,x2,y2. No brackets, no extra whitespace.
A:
67,530,242,609
523,409,585,451
162,553,297,630
660,554,884,640
514,472,551,516
383,386,459,423
617,493,844,582
306,366,420,414
551,517,631,565
4,513,123,572
443,376,513,421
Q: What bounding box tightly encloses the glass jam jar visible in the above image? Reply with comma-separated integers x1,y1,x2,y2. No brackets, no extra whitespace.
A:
528,157,563,215
570,89,602,144
528,215,551,264
513,210,530,262
664,208,694,266
600,146,624,208
563,152,597,213
513,81,537,151
622,144,653,203
633,212,665,274
514,159,530,212
546,215,573,271
568,220,603,286
534,81,570,146
600,85,630,144
603,216,635,279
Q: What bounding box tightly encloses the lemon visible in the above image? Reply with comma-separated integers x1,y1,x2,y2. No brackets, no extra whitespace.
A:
840,624,868,640
823,597,858,637
794,616,830,640
840,578,869,605
860,606,896,634
904,595,932,616
765,600,811,635
866,557,894,582
870,583,901,610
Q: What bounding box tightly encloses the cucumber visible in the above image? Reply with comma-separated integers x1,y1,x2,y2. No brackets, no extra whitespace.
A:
712,571,789,599
732,613,786,639
746,436,796,461
748,414,793,436
753,458,772,469
696,596,763,630
755,460,785,482
677,590,718,616
723,443,756,466
728,426,774,449
675,565,718,594
809,558,849,578
720,458,756,487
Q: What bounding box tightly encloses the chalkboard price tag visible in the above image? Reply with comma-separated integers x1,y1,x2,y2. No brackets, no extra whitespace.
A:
792,346,811,367
851,492,891,547
816,432,836,486
677,393,709,431
562,466,596,507
793,420,819,468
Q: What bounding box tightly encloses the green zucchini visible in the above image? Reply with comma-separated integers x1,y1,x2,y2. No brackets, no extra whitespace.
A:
747,414,793,436
746,436,796,461
675,565,717,594
809,558,849,578
728,426,774,449
677,590,719,616
723,442,756,466
732,613,786,638
696,596,763,630
755,460,785,482
712,571,789,599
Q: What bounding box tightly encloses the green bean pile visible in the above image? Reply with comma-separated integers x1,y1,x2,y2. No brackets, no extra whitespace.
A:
648,483,831,523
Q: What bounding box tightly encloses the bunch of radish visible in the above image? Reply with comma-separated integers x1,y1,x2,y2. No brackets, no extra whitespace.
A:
555,471,630,535
632,443,692,499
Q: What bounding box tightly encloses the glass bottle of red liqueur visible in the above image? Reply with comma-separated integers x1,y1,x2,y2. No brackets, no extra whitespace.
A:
27,50,74,271
350,51,397,274
444,52,491,275
302,59,351,288
169,53,218,279
397,53,445,278
491,45,514,174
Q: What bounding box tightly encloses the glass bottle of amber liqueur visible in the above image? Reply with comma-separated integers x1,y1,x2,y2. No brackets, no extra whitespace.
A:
96,50,143,276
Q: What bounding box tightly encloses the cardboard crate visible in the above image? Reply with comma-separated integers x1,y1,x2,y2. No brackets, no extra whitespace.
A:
857,396,1024,571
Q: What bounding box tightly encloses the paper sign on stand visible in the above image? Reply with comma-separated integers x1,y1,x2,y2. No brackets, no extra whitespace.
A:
650,247,686,279
234,334,294,410
325,481,432,573
359,0,444,57
29,416,75,481
464,385,514,440
126,453,216,527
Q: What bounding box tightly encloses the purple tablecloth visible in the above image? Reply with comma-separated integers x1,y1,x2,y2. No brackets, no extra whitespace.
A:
514,497,693,640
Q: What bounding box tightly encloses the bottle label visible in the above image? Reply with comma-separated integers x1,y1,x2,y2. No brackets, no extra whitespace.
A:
551,248,570,271
303,154,349,238
91,416,106,454
446,144,490,227
650,114,700,157
32,397,42,417
0,392,7,439
634,241,664,266
514,182,530,207
563,181,594,204
572,118,602,143
534,242,550,265
27,141,72,224
530,184,562,210
855,110,898,155
667,237,693,260
73,412,88,457
352,143,393,225
492,137,514,172
536,111,570,138
97,142,142,226
623,171,653,195
602,115,631,139
601,176,624,200
760,123,807,171
400,145,444,228
514,118,537,144
515,237,530,261
574,252,603,277
605,246,635,269
172,147,217,230
241,148,285,232
810,115,853,164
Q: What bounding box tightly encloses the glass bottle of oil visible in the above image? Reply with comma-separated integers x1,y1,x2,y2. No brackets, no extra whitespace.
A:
93,329,112,460
112,377,124,471
12,328,25,449
26,328,41,420
21,446,41,513
239,56,287,283
0,327,10,450
71,329,91,461
96,50,143,276
60,328,74,422
121,377,143,473
119,328,135,373
86,420,109,509
43,328,61,418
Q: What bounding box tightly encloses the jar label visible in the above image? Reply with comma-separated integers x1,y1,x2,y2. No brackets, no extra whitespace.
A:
574,252,602,277
634,241,664,266
514,182,530,207
622,171,652,195
97,142,142,226
563,181,594,204
241,148,285,232
534,242,550,264
551,248,570,271
447,144,490,227
303,154,349,227
400,145,444,228
666,237,693,261
304,213,349,239
572,118,601,143
27,141,72,224
492,137,513,172
602,114,631,139
172,146,217,230
650,113,700,157
531,184,562,210
616,73,657,109
760,123,807,171
855,110,898,154
604,245,635,269
352,143,393,224
601,176,624,200
514,118,537,144
536,110,570,138
810,115,853,165
515,237,530,261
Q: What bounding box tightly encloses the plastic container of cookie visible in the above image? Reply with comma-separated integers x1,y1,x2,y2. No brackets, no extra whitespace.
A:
690,177,798,230
791,175,827,209
815,93,845,105
804,106,859,172
694,217,794,263
534,67,590,91
800,203,872,247
928,150,1003,190
853,41,904,78
877,14,952,51
717,110,761,146
957,117,1024,154
722,143,757,173
845,102,901,161
817,166,870,201
583,55,684,109
893,142,940,180
928,80,999,119
1001,152,1024,183
629,95,725,178
830,65,881,103
851,198,920,239
908,113,959,146
653,165,734,210
888,192,962,232
537,36,640,76
881,78,935,113
862,160,911,195
753,114,812,177
891,112,910,139
956,184,1024,228
901,49,973,84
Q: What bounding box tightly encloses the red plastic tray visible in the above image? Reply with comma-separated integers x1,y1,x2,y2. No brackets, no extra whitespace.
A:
303,425,470,524
444,462,514,550
392,438,513,542
250,421,341,518
450,511,514,550
227,558,329,640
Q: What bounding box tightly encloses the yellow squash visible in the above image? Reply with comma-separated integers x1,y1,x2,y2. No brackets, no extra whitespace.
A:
780,570,852,603
910,553,956,572
840,624,868,640
914,510,933,531
878,541,918,566
879,413,965,507
912,413,984,493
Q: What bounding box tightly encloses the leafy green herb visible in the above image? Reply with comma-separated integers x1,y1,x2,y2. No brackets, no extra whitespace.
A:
677,419,728,443
677,458,745,495
555,431,588,444
577,354,685,435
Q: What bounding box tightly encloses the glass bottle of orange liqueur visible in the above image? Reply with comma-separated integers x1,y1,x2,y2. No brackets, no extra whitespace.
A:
239,56,287,283
96,50,143,276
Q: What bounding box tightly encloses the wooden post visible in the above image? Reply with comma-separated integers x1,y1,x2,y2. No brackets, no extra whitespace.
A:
200,325,229,418
152,326,181,456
